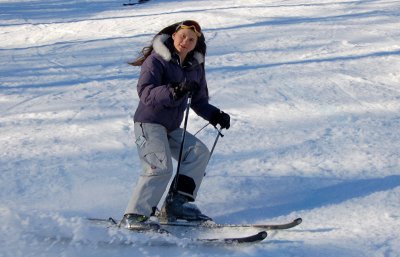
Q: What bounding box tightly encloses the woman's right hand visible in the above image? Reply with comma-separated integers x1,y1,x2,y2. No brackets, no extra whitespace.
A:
171,81,200,99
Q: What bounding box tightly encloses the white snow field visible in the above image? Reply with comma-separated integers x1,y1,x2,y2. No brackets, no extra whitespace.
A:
1,0,399,256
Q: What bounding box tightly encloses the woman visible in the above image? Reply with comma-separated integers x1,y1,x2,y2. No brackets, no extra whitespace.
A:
121,20,230,230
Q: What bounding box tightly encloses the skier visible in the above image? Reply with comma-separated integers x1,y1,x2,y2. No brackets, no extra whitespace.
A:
121,20,231,230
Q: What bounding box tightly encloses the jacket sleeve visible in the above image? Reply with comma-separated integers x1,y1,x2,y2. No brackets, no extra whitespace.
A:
137,55,182,108
191,67,220,121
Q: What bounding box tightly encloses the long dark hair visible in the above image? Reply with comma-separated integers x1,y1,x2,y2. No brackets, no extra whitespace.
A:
129,21,206,66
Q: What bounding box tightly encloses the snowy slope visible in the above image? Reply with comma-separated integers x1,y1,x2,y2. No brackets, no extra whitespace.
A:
1,0,400,256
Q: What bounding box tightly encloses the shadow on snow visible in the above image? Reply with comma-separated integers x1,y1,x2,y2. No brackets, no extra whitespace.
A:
221,175,400,223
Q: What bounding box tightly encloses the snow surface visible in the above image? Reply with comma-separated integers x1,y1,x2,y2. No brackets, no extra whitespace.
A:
1,0,400,256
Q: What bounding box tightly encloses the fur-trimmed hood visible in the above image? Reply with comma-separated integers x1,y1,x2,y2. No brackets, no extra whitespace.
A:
152,34,204,66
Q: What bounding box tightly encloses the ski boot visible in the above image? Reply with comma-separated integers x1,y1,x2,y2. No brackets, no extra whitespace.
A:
120,213,161,231
159,193,212,223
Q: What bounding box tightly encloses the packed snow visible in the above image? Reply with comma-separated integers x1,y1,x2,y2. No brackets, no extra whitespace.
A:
1,0,400,256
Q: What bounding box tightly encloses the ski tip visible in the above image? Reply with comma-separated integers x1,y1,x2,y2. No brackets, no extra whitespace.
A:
258,231,268,239
108,217,118,225
123,0,150,6
294,218,303,225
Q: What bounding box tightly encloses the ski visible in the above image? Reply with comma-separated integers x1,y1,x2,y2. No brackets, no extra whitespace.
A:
160,217,302,230
199,231,267,244
88,217,301,230
87,217,267,244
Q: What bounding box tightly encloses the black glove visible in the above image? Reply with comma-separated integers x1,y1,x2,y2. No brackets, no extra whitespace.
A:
210,110,230,130
171,81,200,100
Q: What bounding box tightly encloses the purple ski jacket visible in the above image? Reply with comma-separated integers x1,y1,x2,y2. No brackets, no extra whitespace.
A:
133,34,220,131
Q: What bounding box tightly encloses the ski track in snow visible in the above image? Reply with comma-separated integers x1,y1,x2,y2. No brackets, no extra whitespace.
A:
1,0,400,256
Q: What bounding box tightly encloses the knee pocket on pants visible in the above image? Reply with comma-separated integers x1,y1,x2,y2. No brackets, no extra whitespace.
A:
137,135,171,176
141,149,171,176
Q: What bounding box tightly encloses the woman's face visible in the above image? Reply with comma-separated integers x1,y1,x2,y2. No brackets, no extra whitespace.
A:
172,28,198,58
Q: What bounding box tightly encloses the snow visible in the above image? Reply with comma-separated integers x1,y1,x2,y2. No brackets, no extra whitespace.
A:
1,0,400,256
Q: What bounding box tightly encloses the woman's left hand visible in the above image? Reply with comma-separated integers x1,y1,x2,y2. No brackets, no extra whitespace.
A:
210,110,230,130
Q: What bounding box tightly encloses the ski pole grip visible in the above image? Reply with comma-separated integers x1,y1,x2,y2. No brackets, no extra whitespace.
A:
213,125,224,137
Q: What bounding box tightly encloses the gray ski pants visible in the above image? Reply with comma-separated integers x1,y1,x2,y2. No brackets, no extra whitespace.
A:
125,122,210,217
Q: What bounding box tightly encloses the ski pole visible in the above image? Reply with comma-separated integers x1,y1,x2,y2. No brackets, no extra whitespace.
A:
208,126,224,164
172,93,192,193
